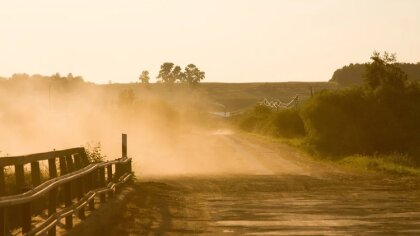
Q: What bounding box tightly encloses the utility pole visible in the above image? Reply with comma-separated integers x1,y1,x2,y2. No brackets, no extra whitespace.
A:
48,84,51,110
122,133,127,158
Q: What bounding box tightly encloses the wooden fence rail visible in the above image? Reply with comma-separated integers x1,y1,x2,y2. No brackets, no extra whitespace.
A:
0,134,132,236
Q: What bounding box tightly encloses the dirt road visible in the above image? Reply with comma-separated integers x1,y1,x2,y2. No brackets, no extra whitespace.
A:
112,130,420,235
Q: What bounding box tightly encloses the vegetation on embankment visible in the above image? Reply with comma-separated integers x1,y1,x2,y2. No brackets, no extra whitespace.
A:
233,52,420,175
235,105,306,139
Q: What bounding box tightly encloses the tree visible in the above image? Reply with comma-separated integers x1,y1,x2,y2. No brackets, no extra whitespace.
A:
365,51,407,90
139,70,150,84
156,62,183,85
156,62,174,83
182,64,205,87
118,88,136,106
172,65,183,83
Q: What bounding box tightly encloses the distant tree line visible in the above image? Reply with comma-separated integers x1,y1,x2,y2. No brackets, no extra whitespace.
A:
330,61,420,86
0,73,85,92
0,73,84,83
139,62,205,87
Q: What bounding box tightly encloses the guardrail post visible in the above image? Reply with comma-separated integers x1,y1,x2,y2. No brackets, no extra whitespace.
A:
0,167,5,236
73,154,81,170
99,167,106,203
59,156,69,205
48,188,57,236
80,151,89,167
0,167,4,195
128,158,132,174
122,133,127,158
66,156,74,173
77,178,86,220
15,164,32,233
116,163,120,179
22,203,31,234
48,157,57,179
15,164,25,192
30,162,41,187
106,165,113,183
48,155,58,232
59,157,68,175
106,165,113,198
64,182,73,229
88,170,95,211
0,207,4,236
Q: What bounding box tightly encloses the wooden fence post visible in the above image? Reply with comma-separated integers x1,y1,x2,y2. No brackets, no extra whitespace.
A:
106,165,113,198
58,156,68,207
30,162,41,187
48,157,58,230
15,164,25,192
66,156,74,173
48,188,57,236
0,167,4,195
99,167,106,203
48,157,57,179
115,163,121,181
80,151,89,167
15,164,32,233
0,207,4,236
106,165,113,182
21,203,31,234
88,171,95,211
73,154,81,170
59,157,68,176
77,177,86,219
122,133,127,158
64,182,73,229
0,167,5,236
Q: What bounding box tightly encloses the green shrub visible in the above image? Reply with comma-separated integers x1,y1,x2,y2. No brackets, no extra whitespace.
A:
85,142,106,163
236,105,270,131
236,105,305,138
260,109,305,138
300,52,420,158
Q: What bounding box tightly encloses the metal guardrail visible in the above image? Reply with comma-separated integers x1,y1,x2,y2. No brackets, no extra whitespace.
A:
0,134,133,236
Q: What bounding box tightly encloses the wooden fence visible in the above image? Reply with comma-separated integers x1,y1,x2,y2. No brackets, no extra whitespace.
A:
0,134,132,235
258,95,299,110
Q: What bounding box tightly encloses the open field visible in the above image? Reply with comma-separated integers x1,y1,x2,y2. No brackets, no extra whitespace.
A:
102,82,336,111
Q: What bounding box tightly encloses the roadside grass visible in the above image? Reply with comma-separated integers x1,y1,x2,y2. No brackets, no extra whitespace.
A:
242,130,420,176
336,155,420,176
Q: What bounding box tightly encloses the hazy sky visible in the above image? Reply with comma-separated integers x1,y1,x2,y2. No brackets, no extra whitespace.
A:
0,0,419,83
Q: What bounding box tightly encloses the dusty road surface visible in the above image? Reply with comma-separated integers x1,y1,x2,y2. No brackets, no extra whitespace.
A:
111,130,420,235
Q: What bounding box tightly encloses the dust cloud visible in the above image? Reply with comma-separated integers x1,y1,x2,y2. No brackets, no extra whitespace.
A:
0,75,261,177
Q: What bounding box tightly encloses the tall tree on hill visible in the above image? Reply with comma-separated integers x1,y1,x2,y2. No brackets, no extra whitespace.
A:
182,64,205,87
365,51,408,90
139,70,150,84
